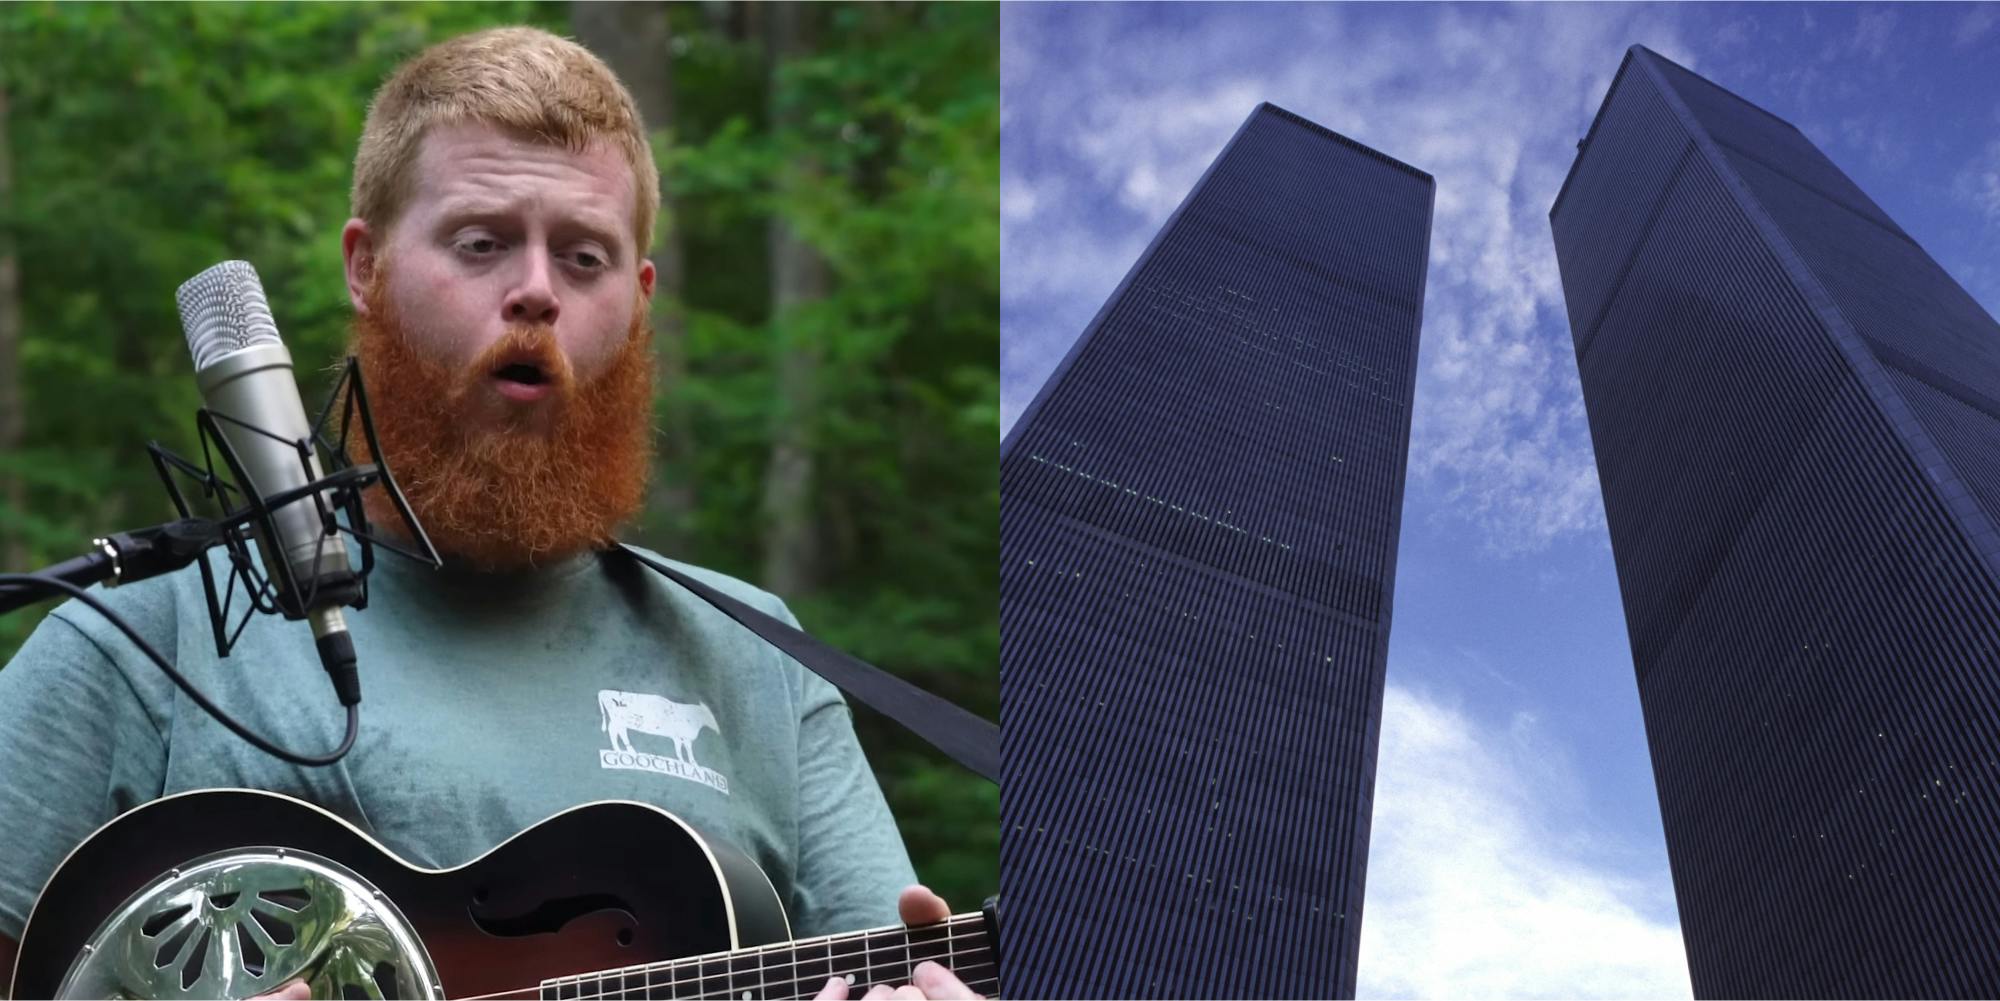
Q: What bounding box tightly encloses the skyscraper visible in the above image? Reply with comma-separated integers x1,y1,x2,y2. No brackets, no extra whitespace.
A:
1553,46,2000,997
1000,104,1432,998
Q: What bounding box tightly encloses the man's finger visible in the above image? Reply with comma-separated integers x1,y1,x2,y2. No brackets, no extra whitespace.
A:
897,884,951,926
912,959,983,1000
891,987,926,1001
861,985,896,1001
813,975,849,1001
247,979,312,1001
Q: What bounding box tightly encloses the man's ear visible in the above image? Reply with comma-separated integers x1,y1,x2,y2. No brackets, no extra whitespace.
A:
342,219,377,313
638,257,656,300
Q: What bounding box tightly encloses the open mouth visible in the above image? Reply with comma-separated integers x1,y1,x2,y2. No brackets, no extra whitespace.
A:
494,362,549,386
489,358,559,403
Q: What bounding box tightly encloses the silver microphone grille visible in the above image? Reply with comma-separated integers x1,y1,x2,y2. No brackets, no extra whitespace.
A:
177,260,282,371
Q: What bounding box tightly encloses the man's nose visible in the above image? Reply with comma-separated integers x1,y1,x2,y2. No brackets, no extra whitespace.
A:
503,250,561,326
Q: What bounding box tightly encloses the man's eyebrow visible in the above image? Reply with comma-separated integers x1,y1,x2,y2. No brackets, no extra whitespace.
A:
434,201,626,248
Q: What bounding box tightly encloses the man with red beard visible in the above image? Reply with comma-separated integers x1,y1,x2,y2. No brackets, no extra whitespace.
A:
0,27,978,1001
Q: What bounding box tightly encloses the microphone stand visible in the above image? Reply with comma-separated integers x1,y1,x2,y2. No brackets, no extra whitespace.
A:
0,452,398,620
0,517,226,616
0,357,439,766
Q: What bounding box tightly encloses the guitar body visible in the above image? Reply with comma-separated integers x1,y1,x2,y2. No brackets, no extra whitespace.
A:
9,789,790,999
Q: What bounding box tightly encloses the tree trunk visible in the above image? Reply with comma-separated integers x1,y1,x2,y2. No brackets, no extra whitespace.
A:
0,81,24,571
569,1,696,555
758,1,826,598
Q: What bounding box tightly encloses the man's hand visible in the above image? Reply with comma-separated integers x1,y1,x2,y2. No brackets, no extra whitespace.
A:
813,885,984,1000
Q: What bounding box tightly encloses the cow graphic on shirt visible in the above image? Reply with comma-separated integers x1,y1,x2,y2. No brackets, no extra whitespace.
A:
596,690,729,794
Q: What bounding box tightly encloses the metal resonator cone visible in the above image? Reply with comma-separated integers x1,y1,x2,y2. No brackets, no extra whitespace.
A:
56,848,440,1000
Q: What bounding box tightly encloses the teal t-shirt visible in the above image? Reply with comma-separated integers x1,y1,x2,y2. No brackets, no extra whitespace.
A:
0,544,916,945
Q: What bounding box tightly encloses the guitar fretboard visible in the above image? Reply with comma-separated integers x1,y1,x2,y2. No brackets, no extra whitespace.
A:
539,913,998,999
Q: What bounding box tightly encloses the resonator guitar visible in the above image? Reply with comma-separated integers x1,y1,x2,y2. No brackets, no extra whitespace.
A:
8,789,999,1000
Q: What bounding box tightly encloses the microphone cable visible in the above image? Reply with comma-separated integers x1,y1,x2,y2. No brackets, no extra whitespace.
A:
0,571,359,766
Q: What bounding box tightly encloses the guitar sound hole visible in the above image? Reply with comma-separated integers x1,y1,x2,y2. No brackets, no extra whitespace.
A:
181,928,213,990
468,892,635,938
373,961,400,999
237,924,266,976
259,887,311,911
154,920,198,968
251,907,297,946
142,903,192,937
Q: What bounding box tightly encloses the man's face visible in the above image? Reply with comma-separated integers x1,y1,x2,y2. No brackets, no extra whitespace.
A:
350,121,654,423
342,121,659,571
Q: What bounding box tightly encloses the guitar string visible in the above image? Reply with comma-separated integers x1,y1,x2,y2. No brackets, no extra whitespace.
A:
446,938,993,1001
747,961,1000,1001
571,956,1001,1001
632,944,1000,992
557,929,995,1000
549,916,983,988
454,952,1000,1001
452,921,994,1001
552,918,986,993
575,959,1001,1001
558,952,999,1001
463,918,964,1001
565,913,981,979
566,931,995,1000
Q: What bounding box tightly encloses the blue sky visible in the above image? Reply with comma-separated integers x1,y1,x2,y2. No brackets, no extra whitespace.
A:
1000,4,2000,996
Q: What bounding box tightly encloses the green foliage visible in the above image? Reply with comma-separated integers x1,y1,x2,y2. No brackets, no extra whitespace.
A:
0,1,997,915
661,2,1000,911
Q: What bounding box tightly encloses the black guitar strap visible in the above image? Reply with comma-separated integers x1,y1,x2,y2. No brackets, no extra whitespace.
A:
615,543,999,784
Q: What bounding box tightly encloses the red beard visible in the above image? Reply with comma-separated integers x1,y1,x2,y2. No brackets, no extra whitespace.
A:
349,272,654,572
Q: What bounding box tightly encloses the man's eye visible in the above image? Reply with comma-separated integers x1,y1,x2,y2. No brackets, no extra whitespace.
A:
570,250,607,270
459,237,501,255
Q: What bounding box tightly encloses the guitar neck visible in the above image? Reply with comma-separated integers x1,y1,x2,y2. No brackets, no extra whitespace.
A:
539,912,998,1000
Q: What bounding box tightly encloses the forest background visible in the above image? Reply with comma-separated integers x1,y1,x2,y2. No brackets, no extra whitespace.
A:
0,1,999,909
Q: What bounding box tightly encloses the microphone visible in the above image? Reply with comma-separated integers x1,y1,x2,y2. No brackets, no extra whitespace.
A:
175,261,361,701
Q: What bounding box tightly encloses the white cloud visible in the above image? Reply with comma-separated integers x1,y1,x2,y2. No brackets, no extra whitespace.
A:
1713,17,1753,49
1832,114,1910,173
1359,684,1691,1000
1850,8,1897,62
1323,7,1694,553
1954,140,2000,224
1003,5,1709,552
999,172,1041,224
999,199,1150,437
1954,4,1999,48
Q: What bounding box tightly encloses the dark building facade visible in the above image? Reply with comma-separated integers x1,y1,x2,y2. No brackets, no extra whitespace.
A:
1553,46,2000,997
999,104,1432,998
